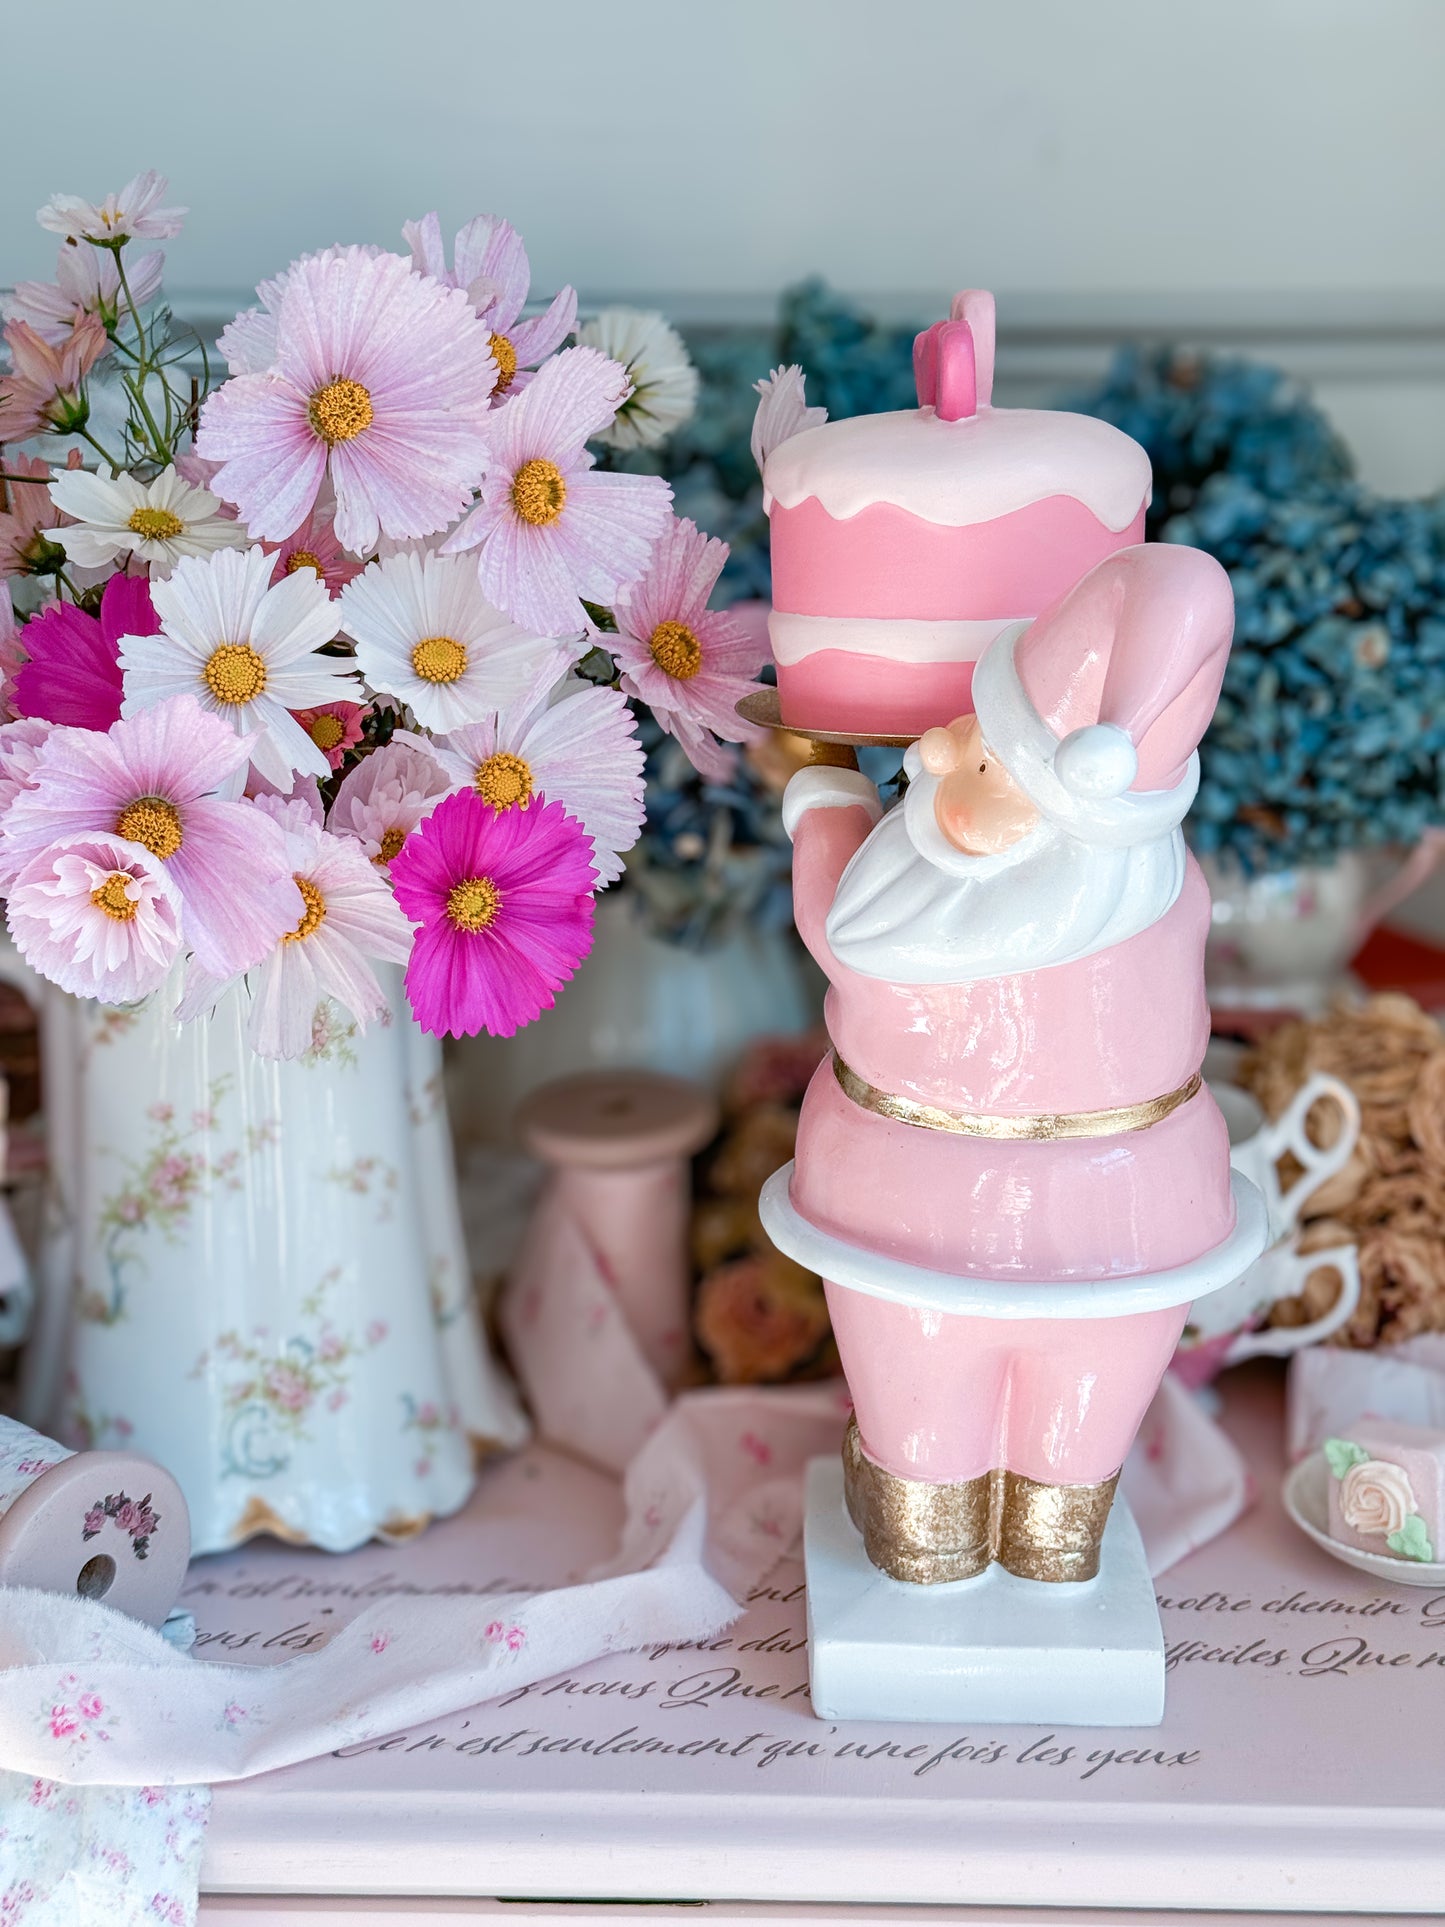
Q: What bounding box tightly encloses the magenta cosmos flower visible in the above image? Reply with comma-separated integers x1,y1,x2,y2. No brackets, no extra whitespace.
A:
290,701,366,771
0,694,302,977
611,516,768,780
264,498,363,596
443,347,672,637
8,831,183,1004
389,789,595,1039
402,212,576,402
14,574,158,731
196,248,498,554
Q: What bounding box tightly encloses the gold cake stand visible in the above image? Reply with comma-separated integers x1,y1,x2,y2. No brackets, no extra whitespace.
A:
735,687,914,770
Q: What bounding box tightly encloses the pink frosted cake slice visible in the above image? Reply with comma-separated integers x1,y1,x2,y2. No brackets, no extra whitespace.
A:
1324,1417,1443,1565
759,290,1153,739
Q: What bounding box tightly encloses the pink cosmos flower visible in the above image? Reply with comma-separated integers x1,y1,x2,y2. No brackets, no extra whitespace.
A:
5,244,165,344
422,668,644,886
196,248,498,554
389,789,595,1039
37,171,185,244
402,212,577,402
0,453,59,574
264,500,363,596
443,347,672,637
290,701,366,771
329,739,450,867
180,796,413,1060
14,573,158,731
0,717,54,816
0,315,107,443
0,695,303,977
7,831,183,1003
612,515,769,780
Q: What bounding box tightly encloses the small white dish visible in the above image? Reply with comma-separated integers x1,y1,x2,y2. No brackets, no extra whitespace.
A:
1283,1450,1445,1588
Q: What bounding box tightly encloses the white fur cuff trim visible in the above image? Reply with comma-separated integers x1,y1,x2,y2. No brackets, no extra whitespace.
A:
781,767,883,842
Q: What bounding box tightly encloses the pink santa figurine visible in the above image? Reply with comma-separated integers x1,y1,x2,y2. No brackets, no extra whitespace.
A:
760,542,1267,1592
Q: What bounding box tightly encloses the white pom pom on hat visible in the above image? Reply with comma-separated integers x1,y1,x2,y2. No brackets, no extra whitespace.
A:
1052,722,1139,799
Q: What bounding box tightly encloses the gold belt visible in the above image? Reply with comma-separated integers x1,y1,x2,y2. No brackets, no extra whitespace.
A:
832,1053,1201,1143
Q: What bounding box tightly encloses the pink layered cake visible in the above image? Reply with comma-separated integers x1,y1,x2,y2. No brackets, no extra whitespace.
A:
760,290,1153,738
1324,1418,1443,1565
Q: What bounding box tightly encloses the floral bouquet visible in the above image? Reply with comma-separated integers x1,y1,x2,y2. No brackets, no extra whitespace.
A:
0,172,776,1057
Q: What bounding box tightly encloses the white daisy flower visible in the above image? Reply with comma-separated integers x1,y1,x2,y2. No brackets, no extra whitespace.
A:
338,549,550,733
419,669,645,887
46,465,248,576
578,309,699,451
119,546,358,795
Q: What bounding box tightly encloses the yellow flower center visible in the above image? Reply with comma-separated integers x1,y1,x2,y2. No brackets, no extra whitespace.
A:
510,458,567,527
474,750,533,810
308,713,345,751
90,872,138,922
307,377,374,445
283,875,326,943
203,642,268,707
374,826,406,865
411,635,468,685
285,549,324,578
649,619,703,681
115,795,183,861
446,875,502,933
127,506,186,542
490,331,519,393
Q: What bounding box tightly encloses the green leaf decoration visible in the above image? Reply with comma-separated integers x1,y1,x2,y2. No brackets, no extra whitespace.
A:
1324,1437,1370,1480
1386,1515,1435,1564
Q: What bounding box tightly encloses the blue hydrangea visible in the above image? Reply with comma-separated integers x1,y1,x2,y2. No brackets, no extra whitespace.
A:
1067,344,1353,534
1167,476,1445,873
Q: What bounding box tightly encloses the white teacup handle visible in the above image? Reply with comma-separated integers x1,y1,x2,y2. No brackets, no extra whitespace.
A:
1224,1240,1361,1364
1258,1072,1361,1235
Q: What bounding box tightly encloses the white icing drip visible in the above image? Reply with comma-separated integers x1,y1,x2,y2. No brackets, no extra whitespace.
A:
764,404,1152,532
768,612,1018,668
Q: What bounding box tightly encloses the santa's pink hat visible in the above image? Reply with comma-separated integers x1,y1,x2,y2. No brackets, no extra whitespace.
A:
971,545,1233,846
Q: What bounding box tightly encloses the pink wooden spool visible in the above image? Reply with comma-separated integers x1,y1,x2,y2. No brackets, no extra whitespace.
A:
516,1070,720,1386
0,1416,190,1627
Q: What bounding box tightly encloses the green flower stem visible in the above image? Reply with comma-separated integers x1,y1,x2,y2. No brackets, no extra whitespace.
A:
75,424,126,472
112,247,174,466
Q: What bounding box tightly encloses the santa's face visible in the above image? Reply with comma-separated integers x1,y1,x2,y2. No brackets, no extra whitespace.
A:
919,715,1040,856
824,751,1185,987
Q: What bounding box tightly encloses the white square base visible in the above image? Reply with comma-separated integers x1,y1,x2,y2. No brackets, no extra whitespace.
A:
804,1455,1166,1727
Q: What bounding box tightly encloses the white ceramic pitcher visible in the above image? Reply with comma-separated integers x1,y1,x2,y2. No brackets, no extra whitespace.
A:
0,943,527,1555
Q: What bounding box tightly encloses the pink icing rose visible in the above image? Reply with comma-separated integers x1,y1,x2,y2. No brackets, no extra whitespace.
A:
1339,1459,1416,1538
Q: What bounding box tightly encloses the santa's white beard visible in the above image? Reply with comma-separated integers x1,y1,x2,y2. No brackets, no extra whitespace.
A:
825,788,1186,985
